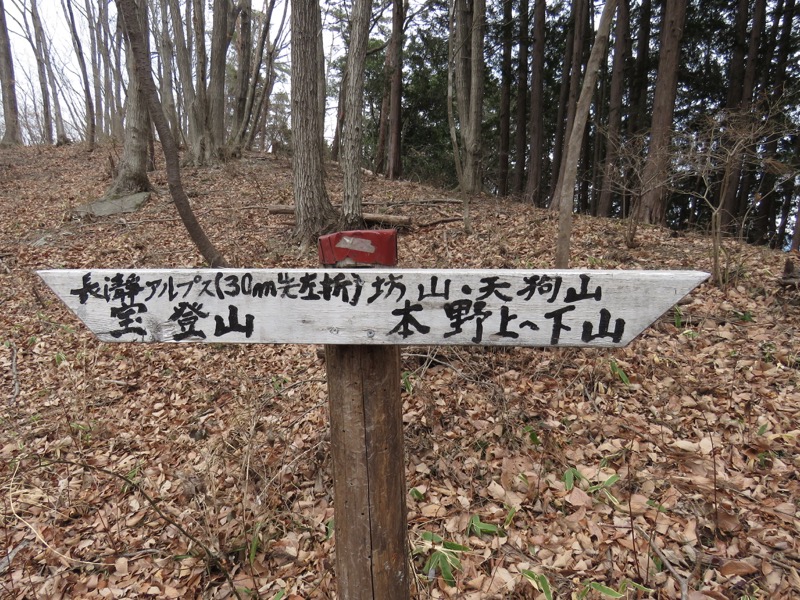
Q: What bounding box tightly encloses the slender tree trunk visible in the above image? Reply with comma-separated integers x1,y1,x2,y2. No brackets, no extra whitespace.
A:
208,0,235,161
454,0,486,196
633,0,687,225
627,0,650,137
751,0,794,243
341,0,373,228
83,0,103,137
107,0,151,199
232,0,284,152
232,0,252,148
63,0,96,150
169,0,199,155
0,0,22,145
554,0,617,267
720,0,766,231
551,0,588,211
547,0,576,204
158,0,180,141
524,0,545,205
292,0,338,244
512,0,528,194
596,0,629,217
497,0,513,196
386,0,403,179
192,0,210,163
117,0,228,268
330,73,347,162
18,0,52,143
38,8,69,144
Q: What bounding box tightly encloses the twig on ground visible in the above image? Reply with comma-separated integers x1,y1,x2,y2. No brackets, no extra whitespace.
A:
634,525,689,600
9,341,19,404
417,217,462,229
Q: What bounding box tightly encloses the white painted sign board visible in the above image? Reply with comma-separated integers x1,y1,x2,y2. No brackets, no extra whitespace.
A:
39,269,707,347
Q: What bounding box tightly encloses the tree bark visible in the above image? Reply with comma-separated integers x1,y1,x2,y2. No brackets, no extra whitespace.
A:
596,0,629,217
63,0,96,150
157,0,180,142
554,0,617,268
551,0,588,212
547,0,576,204
751,0,794,244
292,0,339,244
626,0,650,138
524,0,546,205
633,0,687,225
719,0,766,231
453,0,486,196
511,0,528,194
116,0,228,268
497,0,513,196
386,0,403,180
107,0,151,199
32,0,69,145
0,0,23,145
341,0,373,228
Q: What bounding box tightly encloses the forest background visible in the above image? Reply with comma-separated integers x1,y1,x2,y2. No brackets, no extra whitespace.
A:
1,0,798,249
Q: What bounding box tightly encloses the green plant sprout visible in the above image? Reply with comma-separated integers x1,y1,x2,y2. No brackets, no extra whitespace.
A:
466,514,504,537
523,424,542,446
609,359,630,386
401,370,415,394
587,474,621,506
414,531,470,587
674,306,683,328
522,570,553,600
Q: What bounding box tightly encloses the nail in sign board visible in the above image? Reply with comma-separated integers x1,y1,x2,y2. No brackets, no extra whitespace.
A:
39,269,708,347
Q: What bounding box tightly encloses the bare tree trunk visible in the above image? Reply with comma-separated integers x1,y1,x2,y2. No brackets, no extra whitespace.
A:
83,0,104,138
497,0,512,196
633,0,687,225
596,0,629,217
208,0,236,161
627,0,650,138
511,0,528,194
341,0,373,228
16,0,52,143
554,0,617,268
231,0,252,148
116,0,228,268
453,0,486,196
107,0,151,199
551,0,587,212
719,0,766,231
32,0,69,145
0,0,23,145
292,0,338,245
157,0,180,141
63,0,96,150
524,0,545,205
547,0,576,204
232,0,277,150
386,0,403,179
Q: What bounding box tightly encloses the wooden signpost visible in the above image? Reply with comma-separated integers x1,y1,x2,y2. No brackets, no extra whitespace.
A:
39,230,708,600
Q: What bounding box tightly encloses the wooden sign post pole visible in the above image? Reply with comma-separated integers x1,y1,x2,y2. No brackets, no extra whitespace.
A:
319,231,410,600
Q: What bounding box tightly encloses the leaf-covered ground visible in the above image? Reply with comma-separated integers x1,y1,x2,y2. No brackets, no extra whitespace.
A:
1,145,798,599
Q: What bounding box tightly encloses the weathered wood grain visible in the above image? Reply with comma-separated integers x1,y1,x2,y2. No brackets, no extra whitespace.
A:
39,269,708,347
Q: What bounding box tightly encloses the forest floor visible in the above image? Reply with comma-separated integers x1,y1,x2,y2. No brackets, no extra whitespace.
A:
1,144,799,600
